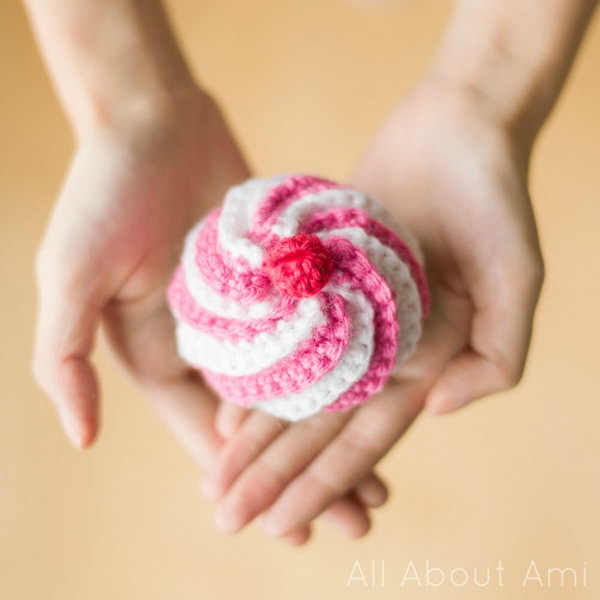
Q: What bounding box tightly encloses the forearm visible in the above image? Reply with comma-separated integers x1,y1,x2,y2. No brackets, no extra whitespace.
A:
23,0,199,138
429,0,598,138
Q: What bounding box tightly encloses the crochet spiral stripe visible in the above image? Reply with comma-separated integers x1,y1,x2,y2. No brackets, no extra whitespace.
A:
167,175,429,421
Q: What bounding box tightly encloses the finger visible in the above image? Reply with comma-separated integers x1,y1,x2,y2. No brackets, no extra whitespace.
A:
320,495,371,539
259,473,388,546
212,410,351,533
353,471,389,508
215,402,251,439
262,474,384,542
425,250,544,414
33,277,103,449
264,496,372,542
261,382,425,538
279,525,312,546
201,410,289,500
259,493,371,541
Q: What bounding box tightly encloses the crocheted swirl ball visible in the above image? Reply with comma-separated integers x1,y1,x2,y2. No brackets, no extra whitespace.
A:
167,174,429,421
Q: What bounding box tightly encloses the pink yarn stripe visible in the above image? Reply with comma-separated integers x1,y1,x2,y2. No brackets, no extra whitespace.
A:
302,207,430,316
249,175,341,248
167,266,298,344
323,237,399,412
195,209,272,304
200,292,350,405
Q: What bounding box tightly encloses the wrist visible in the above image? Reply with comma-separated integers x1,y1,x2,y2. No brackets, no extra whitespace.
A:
427,0,597,146
24,0,202,140
72,81,207,139
412,75,537,160
70,82,218,145
426,47,553,147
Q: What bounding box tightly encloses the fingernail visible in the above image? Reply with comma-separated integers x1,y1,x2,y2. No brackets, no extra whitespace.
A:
214,507,243,534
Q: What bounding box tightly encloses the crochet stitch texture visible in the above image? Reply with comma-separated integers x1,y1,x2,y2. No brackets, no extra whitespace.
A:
167,174,429,421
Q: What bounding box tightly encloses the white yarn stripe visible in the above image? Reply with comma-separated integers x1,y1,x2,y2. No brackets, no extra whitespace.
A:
216,177,424,280
271,186,424,266
317,226,422,365
218,175,288,267
253,286,375,421
174,295,324,376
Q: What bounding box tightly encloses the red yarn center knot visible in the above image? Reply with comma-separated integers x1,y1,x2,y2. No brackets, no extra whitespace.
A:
262,234,335,298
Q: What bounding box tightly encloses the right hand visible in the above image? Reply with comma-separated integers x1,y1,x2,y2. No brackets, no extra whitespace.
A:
32,88,385,543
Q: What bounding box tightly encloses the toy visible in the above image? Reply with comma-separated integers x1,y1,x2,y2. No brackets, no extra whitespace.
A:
167,174,429,421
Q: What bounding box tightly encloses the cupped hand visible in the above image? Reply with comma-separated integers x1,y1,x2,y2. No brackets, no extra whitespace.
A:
32,89,383,544
33,89,247,459
203,80,545,539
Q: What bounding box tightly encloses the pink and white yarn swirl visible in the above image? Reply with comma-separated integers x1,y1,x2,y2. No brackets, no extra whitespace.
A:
167,175,429,421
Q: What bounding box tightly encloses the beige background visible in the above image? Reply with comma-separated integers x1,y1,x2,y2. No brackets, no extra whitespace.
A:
1,1,599,598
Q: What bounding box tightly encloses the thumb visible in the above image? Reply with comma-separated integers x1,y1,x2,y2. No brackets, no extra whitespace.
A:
32,263,104,448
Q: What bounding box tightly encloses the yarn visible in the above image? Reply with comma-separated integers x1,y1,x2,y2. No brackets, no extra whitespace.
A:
262,234,334,298
167,174,429,421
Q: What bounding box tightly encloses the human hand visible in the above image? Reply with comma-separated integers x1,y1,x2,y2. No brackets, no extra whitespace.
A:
352,80,545,413
32,89,386,544
202,79,544,539
32,90,246,460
